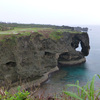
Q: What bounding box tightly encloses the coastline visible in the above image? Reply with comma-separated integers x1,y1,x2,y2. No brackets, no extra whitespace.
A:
9,66,59,93
58,58,86,66
9,58,86,93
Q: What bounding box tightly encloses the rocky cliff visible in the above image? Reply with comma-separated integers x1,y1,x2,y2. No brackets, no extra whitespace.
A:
0,32,90,88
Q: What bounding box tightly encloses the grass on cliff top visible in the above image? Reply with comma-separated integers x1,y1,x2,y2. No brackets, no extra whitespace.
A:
0,27,83,41
0,27,82,34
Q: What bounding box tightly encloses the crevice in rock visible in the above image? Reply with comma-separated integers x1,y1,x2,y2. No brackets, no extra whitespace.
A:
45,52,51,56
6,62,16,67
58,52,70,61
44,52,54,58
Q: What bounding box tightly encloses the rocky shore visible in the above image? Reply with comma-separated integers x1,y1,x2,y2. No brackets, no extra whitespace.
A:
59,58,86,66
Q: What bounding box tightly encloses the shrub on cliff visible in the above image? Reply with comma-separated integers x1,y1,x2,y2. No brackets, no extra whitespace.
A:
0,86,31,100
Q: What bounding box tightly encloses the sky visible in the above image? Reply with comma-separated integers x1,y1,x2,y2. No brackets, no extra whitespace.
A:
0,0,100,26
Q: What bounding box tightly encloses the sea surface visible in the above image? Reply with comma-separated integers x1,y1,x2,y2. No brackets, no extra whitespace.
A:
37,25,100,96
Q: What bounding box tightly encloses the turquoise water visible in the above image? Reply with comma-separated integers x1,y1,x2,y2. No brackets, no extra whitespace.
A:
38,25,100,96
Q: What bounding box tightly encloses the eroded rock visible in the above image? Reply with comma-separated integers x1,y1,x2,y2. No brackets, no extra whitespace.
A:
0,32,90,87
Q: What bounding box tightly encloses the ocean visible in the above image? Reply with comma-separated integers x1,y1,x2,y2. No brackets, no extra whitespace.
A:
37,25,100,96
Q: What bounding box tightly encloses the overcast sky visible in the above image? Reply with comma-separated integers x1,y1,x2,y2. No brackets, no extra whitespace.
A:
0,0,100,26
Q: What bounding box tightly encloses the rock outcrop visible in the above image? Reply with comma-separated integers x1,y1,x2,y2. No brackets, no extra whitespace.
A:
0,32,90,88
58,32,90,66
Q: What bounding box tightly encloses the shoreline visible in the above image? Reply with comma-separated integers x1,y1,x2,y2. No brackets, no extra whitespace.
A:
9,58,86,93
9,66,59,93
9,58,86,94
58,58,86,66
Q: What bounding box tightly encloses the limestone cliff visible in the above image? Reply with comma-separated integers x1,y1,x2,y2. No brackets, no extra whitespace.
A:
0,32,90,87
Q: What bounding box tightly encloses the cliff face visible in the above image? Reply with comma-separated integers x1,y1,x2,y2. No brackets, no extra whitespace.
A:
58,32,90,65
0,32,90,87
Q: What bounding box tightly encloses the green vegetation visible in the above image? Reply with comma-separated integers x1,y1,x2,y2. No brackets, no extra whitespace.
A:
0,22,84,41
49,31,63,40
64,74,100,100
0,74,100,100
0,28,83,42
0,34,17,46
0,86,31,100
0,22,82,34
0,22,74,29
0,25,14,31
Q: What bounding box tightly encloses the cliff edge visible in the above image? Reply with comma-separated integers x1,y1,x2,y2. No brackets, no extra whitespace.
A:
0,31,90,88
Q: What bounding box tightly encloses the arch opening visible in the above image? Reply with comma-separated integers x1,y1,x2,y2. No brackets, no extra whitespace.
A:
76,42,81,52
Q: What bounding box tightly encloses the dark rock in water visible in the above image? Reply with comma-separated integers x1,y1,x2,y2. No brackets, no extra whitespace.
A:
0,32,90,89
